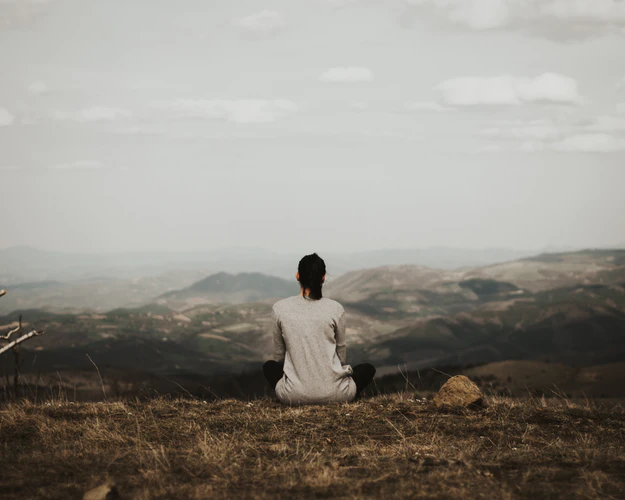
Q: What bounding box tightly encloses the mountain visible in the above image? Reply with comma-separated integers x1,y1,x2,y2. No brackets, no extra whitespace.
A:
0,271,207,315
3,248,625,395
5,245,620,314
462,249,625,292
318,249,625,325
369,280,625,374
6,247,622,315
0,244,572,286
321,249,625,373
330,246,553,271
156,271,298,309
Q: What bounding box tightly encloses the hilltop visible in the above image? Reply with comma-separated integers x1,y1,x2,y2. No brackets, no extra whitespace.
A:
156,271,297,310
0,393,623,499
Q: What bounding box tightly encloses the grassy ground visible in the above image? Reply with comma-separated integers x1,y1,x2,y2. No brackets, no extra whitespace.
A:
0,392,624,499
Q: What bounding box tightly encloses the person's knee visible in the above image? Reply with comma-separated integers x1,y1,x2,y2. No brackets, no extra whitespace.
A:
263,360,278,377
364,363,376,378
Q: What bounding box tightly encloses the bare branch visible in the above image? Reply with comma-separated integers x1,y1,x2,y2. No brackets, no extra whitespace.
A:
0,314,24,341
0,330,45,356
0,325,21,341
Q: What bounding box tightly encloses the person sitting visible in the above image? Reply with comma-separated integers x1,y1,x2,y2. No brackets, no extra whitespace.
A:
263,252,376,404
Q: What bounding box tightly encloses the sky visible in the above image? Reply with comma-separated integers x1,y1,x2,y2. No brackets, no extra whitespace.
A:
1,0,624,254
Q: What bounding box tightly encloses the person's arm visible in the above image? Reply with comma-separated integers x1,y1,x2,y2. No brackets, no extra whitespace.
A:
272,306,286,362
334,307,347,365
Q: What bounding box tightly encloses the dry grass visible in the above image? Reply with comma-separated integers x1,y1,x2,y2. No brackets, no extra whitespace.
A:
0,392,624,499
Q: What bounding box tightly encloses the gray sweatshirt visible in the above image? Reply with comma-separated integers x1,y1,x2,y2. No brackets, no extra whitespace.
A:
271,295,357,405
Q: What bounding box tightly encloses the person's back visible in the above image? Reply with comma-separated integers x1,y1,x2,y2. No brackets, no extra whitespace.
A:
263,252,375,405
272,295,356,404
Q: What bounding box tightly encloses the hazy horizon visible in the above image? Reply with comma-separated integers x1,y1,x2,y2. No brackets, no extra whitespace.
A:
1,1,624,254
0,241,616,256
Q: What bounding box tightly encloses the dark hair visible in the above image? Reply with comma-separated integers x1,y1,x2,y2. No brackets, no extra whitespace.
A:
298,253,326,300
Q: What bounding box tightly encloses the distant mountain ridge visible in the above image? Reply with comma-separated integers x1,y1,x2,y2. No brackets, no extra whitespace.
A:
185,272,293,294
3,247,625,315
3,244,613,285
158,271,297,307
2,248,625,391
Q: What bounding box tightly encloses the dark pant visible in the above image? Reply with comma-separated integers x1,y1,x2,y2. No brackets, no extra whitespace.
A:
263,360,376,397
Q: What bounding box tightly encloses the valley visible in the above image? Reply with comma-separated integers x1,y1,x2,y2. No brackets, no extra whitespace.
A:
1,248,625,400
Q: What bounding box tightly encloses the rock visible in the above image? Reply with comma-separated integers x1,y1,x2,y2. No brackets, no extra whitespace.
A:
83,481,120,500
432,375,484,409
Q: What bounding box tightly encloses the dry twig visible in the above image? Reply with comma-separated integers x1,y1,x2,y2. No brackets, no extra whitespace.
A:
0,290,46,355
0,313,22,341
0,329,45,355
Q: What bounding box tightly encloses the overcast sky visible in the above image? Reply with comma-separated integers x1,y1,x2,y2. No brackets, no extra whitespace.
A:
1,0,624,254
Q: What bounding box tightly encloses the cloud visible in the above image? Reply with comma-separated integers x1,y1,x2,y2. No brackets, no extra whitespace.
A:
487,116,625,138
0,165,20,171
518,141,546,153
319,67,374,83
28,81,48,94
618,103,625,114
48,160,103,170
0,107,14,126
231,10,286,35
406,0,512,30
551,133,625,153
115,125,164,136
541,0,625,24
405,101,455,112
327,0,360,8
436,73,581,106
152,99,299,123
404,0,625,38
28,82,48,95
478,114,625,153
0,0,55,29
580,115,625,133
475,144,507,154
350,101,368,110
54,107,132,122
480,119,566,141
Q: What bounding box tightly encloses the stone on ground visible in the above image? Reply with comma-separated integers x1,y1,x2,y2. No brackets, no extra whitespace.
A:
83,480,120,500
432,375,483,408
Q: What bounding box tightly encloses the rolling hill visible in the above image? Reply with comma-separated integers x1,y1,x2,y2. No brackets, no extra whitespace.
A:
156,271,298,309
2,248,625,398
0,271,207,315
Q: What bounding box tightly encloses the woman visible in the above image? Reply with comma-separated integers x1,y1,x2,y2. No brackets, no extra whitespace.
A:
263,253,376,404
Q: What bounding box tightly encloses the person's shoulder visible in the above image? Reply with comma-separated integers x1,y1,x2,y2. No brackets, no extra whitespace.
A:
272,295,299,312
322,297,345,314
